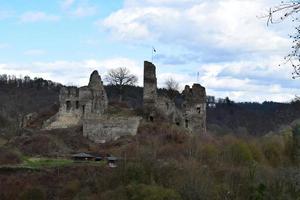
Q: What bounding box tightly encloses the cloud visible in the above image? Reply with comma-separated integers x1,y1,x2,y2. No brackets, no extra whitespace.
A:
0,9,14,20
61,0,75,9
69,4,97,17
61,0,97,17
23,49,46,56
0,55,298,102
0,58,142,87
20,11,60,23
0,43,10,49
101,0,290,55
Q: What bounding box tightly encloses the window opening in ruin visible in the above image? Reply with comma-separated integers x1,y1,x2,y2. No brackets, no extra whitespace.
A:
197,107,201,114
66,101,71,111
176,122,180,126
76,89,79,97
185,119,189,128
149,116,154,122
82,105,85,115
166,103,169,110
76,101,79,109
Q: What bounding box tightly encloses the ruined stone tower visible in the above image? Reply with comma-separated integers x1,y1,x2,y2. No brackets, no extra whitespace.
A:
143,61,157,121
142,61,207,134
43,70,108,129
182,84,206,134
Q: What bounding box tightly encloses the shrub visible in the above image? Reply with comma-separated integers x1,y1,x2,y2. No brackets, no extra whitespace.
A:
224,141,253,165
124,163,147,184
262,136,284,166
199,143,219,164
127,184,182,200
0,147,21,165
20,187,46,200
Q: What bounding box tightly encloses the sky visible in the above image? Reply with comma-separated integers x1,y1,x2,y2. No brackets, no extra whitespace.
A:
0,0,298,102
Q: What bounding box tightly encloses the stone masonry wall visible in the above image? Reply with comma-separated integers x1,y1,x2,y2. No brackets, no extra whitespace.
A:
83,116,142,143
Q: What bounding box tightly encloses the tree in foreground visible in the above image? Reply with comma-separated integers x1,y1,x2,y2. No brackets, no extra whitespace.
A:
266,1,300,78
105,67,138,101
164,77,179,99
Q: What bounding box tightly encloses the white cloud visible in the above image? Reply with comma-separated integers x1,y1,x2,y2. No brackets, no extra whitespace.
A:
0,55,298,102
0,43,10,49
61,0,98,17
23,49,46,56
101,0,290,53
61,0,75,9
0,58,142,87
20,11,60,23
0,9,14,20
69,4,97,17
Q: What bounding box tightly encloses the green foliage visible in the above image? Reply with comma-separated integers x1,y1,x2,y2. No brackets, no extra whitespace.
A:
224,140,253,165
127,184,182,200
1,130,300,200
0,147,22,165
199,143,219,164
262,136,284,166
292,124,300,164
292,124,300,136
124,163,148,184
20,187,45,200
22,157,73,169
60,179,81,199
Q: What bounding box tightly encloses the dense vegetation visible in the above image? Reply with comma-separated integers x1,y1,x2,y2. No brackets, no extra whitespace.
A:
0,122,299,199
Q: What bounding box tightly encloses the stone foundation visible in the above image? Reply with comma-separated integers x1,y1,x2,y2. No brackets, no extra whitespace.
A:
83,116,142,143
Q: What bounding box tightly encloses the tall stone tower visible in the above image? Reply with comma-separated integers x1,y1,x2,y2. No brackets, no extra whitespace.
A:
143,61,157,121
182,84,207,134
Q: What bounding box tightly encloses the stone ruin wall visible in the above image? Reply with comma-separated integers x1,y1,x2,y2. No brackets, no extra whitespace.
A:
143,61,207,134
43,70,141,143
83,116,142,144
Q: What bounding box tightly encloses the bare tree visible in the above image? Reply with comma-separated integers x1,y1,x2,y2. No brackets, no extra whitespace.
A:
164,77,179,99
265,1,300,78
105,67,138,101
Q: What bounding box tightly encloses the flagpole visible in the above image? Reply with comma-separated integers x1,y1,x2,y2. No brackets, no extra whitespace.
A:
152,48,153,63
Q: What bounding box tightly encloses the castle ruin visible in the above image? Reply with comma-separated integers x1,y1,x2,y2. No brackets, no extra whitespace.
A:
44,70,141,143
44,70,108,129
43,61,206,143
143,61,206,134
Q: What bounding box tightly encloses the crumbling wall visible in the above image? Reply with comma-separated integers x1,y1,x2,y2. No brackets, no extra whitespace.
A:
142,61,207,134
83,116,142,143
182,84,206,134
43,70,141,143
143,61,157,121
43,70,108,130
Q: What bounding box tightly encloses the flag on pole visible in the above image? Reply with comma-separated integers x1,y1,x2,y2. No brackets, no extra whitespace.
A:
152,47,156,63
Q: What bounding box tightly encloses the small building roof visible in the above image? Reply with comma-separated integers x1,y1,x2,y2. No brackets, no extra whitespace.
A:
72,153,95,158
107,156,118,161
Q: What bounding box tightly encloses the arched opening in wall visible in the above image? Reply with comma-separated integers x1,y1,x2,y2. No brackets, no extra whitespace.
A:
176,122,180,126
76,101,79,109
76,89,79,97
82,105,85,115
166,102,169,110
197,107,201,114
149,116,154,122
66,101,71,111
185,119,189,128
